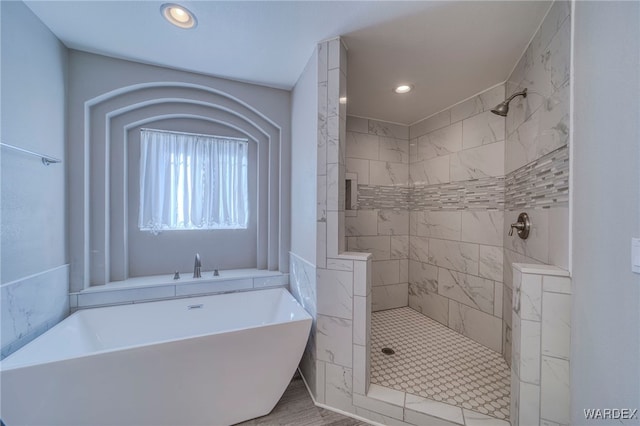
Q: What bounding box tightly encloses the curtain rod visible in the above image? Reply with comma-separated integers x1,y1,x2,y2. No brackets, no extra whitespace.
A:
140,128,248,143
0,141,62,166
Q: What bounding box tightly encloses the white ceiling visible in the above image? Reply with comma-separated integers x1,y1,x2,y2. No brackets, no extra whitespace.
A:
25,1,551,125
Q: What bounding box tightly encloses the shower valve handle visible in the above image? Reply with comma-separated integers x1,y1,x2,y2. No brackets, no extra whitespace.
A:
509,212,531,239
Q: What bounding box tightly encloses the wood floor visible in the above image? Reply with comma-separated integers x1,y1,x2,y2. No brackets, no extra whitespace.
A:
235,375,369,426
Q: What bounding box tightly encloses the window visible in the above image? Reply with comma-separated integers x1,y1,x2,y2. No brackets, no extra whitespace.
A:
138,128,248,234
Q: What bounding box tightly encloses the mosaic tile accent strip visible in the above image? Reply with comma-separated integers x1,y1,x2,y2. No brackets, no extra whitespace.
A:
371,307,511,420
410,177,505,211
505,145,569,210
357,185,411,210
357,177,505,211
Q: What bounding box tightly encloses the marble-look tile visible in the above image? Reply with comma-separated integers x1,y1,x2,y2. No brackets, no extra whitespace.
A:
315,360,326,403
409,156,450,185
317,269,353,319
510,363,521,426
541,356,570,424
348,236,391,260
1,265,69,357
368,119,409,140
404,408,462,426
379,137,409,164
368,384,405,406
372,260,400,286
372,283,408,311
428,239,479,275
347,116,368,133
317,175,327,222
438,268,494,315
540,419,562,426
511,310,521,378
399,259,409,283
461,110,505,149
353,393,403,420
544,17,571,93
346,210,378,237
325,363,354,413
541,292,570,360
404,393,464,425
346,158,370,185
479,245,503,281
418,121,463,160
355,407,412,426
519,381,541,426
520,273,542,321
317,222,327,268
290,253,317,318
450,140,505,181
390,236,410,260
411,210,461,240
408,284,449,326
253,274,288,288
353,259,368,297
503,322,512,368
448,301,502,352
548,206,569,270
327,211,339,257
409,236,429,263
327,115,340,163
494,282,503,318
461,211,504,246
353,296,368,346
318,81,328,172
410,110,451,140
346,131,378,160
451,84,506,124
327,38,340,70
327,258,354,272
317,315,353,367
317,41,328,82
370,161,409,187
378,210,409,235
352,344,367,395
503,285,513,328
84,285,176,305
519,319,541,384
543,275,571,294
503,248,541,291
463,409,510,426
326,162,339,211
504,209,549,265
409,260,438,292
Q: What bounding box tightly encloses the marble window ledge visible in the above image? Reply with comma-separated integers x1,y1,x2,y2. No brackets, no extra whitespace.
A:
70,269,289,310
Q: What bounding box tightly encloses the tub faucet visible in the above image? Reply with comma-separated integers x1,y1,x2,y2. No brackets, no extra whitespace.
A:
193,253,202,278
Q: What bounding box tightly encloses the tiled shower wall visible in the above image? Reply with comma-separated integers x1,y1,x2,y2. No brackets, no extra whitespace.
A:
345,118,410,312
502,1,571,366
407,84,507,353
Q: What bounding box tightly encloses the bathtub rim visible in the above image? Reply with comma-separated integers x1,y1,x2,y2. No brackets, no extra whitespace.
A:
1,287,311,372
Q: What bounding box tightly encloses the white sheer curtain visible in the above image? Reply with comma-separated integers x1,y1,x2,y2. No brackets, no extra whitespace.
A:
139,129,248,234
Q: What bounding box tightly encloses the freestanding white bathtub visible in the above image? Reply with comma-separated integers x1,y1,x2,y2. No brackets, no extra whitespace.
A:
0,288,312,426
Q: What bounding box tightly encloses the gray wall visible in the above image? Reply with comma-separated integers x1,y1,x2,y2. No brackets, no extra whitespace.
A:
572,1,640,422
67,51,291,289
291,50,318,264
1,1,69,357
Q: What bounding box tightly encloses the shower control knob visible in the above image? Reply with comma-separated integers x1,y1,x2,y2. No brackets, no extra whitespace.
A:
509,212,531,239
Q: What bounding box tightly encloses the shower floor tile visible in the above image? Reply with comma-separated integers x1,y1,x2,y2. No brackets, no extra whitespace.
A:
371,307,511,420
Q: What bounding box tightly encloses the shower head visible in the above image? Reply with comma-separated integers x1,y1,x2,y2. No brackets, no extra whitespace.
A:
491,88,527,117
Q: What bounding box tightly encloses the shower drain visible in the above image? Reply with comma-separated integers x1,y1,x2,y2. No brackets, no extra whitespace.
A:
381,347,395,355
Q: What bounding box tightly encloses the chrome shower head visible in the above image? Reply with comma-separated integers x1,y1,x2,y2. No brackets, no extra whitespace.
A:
491,88,527,117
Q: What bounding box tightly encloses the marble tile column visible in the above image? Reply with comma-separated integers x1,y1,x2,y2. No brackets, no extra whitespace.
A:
511,263,571,426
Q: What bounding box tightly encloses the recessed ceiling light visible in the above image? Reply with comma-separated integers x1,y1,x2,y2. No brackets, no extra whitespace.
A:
161,3,197,29
394,85,412,94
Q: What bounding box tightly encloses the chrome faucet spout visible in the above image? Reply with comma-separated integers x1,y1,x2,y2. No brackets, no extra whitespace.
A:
193,253,202,278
